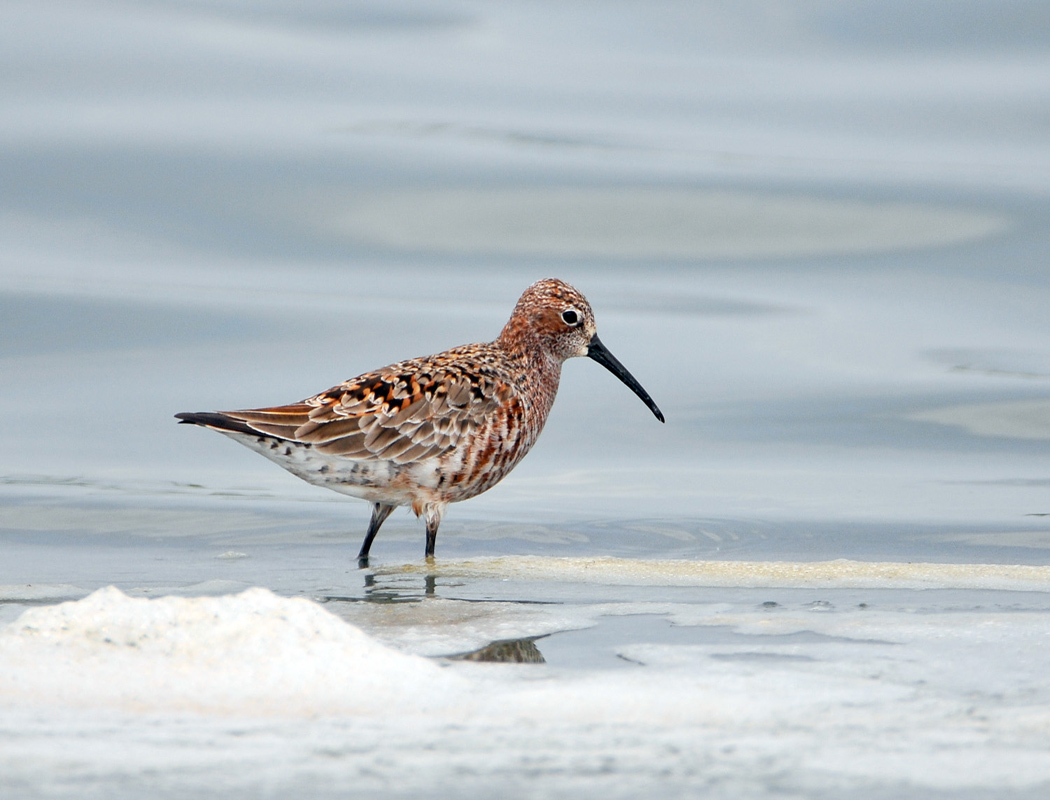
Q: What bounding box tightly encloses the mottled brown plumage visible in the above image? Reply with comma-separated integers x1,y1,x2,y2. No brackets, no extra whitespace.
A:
177,279,663,562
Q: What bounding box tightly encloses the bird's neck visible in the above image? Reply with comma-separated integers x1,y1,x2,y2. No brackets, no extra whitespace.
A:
497,319,562,374
496,324,562,426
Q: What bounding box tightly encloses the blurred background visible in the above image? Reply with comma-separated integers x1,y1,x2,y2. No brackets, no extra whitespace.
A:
1,0,1050,568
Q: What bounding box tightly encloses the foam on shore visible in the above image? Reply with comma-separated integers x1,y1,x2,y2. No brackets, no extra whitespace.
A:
0,586,455,715
386,556,1050,591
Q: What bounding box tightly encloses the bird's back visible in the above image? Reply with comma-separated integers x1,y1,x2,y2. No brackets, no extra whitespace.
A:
179,340,561,509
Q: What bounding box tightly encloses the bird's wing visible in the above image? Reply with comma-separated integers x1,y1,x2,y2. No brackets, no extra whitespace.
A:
221,361,512,465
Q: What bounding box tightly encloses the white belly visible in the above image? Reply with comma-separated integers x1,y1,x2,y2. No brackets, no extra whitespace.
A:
220,430,445,508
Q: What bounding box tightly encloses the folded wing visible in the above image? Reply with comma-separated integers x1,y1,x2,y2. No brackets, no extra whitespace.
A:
220,364,510,466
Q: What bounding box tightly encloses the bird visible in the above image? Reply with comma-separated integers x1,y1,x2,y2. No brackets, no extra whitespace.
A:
176,278,664,564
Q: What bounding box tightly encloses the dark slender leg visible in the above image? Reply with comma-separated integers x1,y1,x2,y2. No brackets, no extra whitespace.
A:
425,515,440,559
422,502,446,561
358,503,394,566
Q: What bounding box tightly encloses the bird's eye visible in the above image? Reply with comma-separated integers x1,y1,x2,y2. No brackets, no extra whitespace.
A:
561,309,580,326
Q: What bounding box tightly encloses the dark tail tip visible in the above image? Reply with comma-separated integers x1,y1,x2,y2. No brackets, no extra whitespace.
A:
175,411,256,436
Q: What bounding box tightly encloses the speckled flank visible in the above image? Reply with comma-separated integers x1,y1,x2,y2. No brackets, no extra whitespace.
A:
176,279,663,559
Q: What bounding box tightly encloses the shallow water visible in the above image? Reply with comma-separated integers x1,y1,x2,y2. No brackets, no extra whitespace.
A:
2,1,1050,797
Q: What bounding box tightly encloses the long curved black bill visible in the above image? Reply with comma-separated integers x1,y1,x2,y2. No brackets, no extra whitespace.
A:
587,334,665,423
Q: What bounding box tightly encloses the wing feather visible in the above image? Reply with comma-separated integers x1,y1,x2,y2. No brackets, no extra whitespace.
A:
216,355,513,466
316,435,369,457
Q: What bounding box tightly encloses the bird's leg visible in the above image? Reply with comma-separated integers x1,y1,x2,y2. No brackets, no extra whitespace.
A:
357,502,394,567
424,516,439,559
423,502,447,560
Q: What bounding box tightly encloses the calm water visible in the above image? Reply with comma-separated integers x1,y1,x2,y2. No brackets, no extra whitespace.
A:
2,1,1050,797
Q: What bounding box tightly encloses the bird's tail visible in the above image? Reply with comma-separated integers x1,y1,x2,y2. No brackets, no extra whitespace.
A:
174,411,258,436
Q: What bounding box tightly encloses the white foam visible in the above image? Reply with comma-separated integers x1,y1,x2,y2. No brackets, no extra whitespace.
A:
0,586,455,715
386,556,1050,592
4,584,1050,793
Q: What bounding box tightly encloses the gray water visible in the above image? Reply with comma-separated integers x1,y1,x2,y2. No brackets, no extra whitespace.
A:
2,1,1050,797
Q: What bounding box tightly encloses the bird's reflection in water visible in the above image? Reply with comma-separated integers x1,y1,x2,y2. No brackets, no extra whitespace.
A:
317,570,439,604
362,571,438,602
327,568,559,606
317,571,436,600
317,570,549,663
